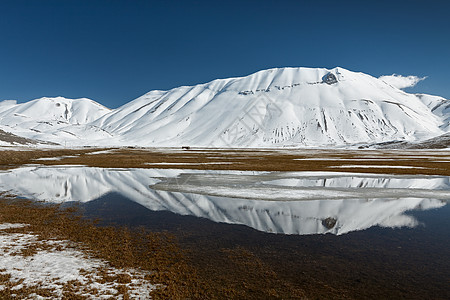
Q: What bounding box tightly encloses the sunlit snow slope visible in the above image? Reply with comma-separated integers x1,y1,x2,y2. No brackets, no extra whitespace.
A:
93,67,448,147
1,67,448,147
0,97,112,144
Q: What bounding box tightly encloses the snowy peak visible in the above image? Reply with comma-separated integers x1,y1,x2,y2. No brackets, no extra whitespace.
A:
92,66,447,147
0,96,110,125
0,67,448,148
0,97,112,145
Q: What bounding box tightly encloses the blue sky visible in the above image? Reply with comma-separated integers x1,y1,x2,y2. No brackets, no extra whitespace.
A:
1,0,449,108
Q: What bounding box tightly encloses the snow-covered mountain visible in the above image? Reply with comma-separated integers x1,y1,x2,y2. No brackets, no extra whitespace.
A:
0,97,112,144
0,67,448,147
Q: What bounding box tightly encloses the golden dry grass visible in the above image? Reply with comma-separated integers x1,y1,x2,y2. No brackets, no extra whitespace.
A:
1,147,449,175
0,148,104,170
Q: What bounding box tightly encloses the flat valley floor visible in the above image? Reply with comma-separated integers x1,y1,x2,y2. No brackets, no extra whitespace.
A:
1,147,449,175
0,147,449,299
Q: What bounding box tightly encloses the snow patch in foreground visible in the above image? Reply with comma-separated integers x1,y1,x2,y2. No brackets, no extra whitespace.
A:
0,223,155,298
144,162,235,165
328,165,429,169
33,155,79,161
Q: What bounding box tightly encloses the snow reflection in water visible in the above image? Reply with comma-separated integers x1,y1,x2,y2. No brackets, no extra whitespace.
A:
0,167,448,235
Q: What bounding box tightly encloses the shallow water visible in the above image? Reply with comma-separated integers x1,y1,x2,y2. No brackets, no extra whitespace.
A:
0,166,449,298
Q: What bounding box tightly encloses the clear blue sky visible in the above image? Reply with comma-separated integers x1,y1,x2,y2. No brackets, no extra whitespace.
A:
1,0,449,108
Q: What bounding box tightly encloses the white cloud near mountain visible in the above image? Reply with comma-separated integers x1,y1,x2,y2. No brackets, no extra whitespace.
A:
379,74,427,89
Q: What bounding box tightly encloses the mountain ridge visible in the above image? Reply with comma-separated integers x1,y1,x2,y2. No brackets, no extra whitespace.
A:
0,67,448,148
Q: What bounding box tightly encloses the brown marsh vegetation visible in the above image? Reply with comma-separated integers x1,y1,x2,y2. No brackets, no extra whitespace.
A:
1,147,449,175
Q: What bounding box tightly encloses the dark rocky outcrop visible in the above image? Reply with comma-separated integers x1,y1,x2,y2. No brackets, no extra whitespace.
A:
322,73,338,85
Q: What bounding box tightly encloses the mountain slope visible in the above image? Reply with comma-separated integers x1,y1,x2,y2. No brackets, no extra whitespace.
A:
93,67,447,147
415,93,450,131
0,67,448,148
0,129,56,146
0,97,112,145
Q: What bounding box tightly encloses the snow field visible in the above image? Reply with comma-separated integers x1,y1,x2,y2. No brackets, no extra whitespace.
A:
0,223,155,299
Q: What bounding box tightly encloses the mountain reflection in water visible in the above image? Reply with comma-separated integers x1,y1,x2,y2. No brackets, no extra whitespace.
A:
0,166,448,235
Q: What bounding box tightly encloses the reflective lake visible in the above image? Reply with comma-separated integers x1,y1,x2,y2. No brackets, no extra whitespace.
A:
1,166,449,299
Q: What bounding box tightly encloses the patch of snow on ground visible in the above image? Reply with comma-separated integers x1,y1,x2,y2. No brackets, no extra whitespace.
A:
0,223,28,230
145,162,235,165
85,149,118,155
0,223,155,299
293,158,398,161
34,155,79,161
328,165,428,169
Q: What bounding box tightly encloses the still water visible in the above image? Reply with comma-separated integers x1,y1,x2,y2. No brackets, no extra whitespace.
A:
1,166,449,299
